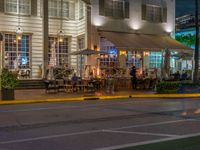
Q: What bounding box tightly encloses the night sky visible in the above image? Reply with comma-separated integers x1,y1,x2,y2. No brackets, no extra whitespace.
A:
176,0,199,17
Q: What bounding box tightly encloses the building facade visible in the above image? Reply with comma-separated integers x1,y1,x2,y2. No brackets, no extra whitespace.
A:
0,0,88,79
0,0,190,80
89,0,189,77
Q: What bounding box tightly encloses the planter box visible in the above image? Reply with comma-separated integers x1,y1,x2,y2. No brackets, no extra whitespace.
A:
1,88,15,100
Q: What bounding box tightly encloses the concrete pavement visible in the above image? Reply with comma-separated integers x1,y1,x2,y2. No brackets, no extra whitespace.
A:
1,98,200,150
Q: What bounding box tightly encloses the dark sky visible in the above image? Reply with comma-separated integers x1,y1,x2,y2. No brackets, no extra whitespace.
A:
176,0,199,17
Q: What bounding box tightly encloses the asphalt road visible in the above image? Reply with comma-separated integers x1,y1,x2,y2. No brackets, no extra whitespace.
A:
1,98,200,150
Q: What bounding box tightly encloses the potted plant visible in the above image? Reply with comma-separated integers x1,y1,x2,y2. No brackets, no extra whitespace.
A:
1,68,18,100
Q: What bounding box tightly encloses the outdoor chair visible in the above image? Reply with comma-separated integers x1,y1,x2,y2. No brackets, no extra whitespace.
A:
136,79,144,89
149,79,157,89
45,80,59,93
76,80,88,92
143,78,151,89
56,79,65,92
64,80,73,93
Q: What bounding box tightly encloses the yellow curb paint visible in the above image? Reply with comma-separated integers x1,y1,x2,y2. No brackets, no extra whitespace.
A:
1,93,200,105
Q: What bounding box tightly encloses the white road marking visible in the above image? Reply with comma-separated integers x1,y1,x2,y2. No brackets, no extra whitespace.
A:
102,130,179,137
0,119,192,145
0,130,101,144
105,119,194,131
94,132,200,150
0,101,136,113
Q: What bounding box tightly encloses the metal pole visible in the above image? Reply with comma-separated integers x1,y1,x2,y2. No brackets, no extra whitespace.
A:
193,0,199,82
0,41,2,92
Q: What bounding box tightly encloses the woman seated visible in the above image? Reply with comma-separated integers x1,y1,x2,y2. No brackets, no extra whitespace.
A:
71,73,79,92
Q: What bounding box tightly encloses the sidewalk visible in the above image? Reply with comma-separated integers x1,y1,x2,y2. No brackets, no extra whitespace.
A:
1,89,200,105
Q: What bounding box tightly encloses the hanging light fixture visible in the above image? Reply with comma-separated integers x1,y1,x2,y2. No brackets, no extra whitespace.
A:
57,0,64,42
16,0,23,40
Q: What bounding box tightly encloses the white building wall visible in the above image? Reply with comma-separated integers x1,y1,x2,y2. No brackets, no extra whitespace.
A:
90,0,175,47
0,0,87,79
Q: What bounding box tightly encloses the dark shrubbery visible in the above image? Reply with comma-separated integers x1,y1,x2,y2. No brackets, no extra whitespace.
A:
1,68,18,89
156,81,200,93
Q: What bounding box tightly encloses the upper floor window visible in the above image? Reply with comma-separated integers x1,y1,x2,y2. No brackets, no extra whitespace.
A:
79,0,85,20
5,0,31,15
78,35,85,50
142,0,167,23
49,0,75,20
99,0,129,19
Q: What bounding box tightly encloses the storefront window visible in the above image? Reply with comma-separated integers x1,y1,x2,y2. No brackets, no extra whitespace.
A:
48,37,69,67
149,52,162,69
4,33,31,70
100,37,143,69
127,51,142,69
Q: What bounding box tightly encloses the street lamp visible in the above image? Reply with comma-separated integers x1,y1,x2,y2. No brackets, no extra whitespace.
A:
15,0,23,40
57,0,65,43
16,26,23,40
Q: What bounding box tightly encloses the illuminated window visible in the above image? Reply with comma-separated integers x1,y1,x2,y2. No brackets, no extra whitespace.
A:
49,0,75,20
149,52,162,69
48,36,69,67
4,33,31,70
127,51,142,69
99,0,129,19
5,0,31,15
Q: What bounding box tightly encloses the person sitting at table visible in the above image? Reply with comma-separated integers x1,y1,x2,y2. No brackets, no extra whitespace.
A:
71,73,78,92
181,70,188,80
174,71,181,81
149,71,157,89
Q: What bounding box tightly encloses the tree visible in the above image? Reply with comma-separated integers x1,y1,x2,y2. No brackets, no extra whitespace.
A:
193,0,199,82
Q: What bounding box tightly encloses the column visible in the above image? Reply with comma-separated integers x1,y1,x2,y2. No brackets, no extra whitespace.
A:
163,49,171,79
43,0,49,77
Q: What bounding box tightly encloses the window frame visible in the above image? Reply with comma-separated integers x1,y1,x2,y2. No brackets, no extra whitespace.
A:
3,32,32,70
4,0,31,16
48,35,69,67
48,0,75,20
79,0,85,20
99,0,129,19
142,1,167,23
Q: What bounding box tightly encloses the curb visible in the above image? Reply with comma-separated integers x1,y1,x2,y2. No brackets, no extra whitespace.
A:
0,94,200,105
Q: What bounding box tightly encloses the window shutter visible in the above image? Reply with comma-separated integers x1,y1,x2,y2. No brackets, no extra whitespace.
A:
162,7,167,22
141,4,146,20
124,1,129,18
0,0,4,13
99,0,104,16
31,0,37,16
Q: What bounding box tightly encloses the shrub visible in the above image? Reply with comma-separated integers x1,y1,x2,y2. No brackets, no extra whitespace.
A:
1,68,18,89
156,81,200,93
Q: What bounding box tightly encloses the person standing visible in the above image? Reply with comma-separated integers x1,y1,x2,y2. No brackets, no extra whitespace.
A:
130,66,137,89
